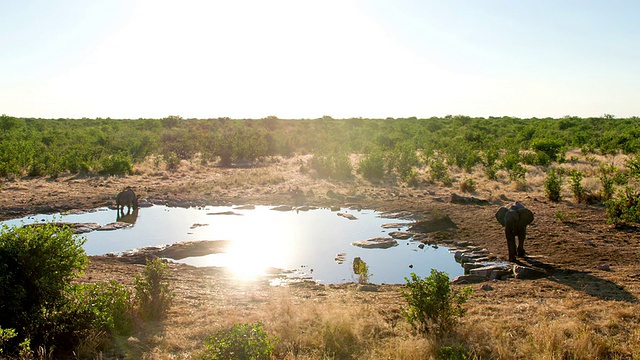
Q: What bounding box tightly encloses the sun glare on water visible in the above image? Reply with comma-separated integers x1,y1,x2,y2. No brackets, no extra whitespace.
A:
204,209,298,282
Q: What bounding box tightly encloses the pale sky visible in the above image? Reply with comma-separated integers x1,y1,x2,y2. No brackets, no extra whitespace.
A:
1,0,639,119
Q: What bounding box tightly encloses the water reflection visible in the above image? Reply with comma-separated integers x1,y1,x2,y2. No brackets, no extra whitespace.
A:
116,208,139,224
0,205,465,284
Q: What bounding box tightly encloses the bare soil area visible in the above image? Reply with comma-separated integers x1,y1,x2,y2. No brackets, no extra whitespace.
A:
1,155,639,358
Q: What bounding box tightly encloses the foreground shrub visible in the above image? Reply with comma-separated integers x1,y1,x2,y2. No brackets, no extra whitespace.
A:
401,270,472,334
66,281,135,337
0,224,87,355
569,170,586,203
606,187,640,226
135,258,174,320
599,163,627,201
202,322,279,360
544,169,563,202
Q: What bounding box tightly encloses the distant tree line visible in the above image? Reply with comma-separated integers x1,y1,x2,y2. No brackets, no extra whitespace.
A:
1,114,639,179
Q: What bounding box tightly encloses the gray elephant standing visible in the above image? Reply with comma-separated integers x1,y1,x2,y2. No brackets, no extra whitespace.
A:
495,202,534,262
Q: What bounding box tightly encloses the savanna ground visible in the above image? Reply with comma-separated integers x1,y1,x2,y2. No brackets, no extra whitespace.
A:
1,150,640,359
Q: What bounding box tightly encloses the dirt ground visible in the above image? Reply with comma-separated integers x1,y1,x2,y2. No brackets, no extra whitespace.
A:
1,155,639,357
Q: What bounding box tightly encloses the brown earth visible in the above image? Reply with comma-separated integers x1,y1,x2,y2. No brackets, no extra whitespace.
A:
1,155,639,358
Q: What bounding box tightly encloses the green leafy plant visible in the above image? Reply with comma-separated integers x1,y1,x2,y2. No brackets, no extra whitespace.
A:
202,322,279,360
544,169,563,202
66,281,135,336
134,258,174,320
401,270,472,334
358,151,386,180
99,153,134,175
0,327,17,356
352,257,373,284
459,178,477,193
508,163,527,183
436,345,471,360
428,157,452,186
0,223,88,355
554,210,577,223
569,170,585,203
308,153,353,181
606,186,640,226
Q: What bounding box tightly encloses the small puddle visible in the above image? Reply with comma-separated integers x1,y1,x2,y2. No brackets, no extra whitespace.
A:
1,205,464,284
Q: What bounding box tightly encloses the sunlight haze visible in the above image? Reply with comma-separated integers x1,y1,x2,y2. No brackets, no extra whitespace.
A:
1,0,638,119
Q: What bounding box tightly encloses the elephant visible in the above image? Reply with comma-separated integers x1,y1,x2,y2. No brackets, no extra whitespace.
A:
116,188,138,215
495,201,534,262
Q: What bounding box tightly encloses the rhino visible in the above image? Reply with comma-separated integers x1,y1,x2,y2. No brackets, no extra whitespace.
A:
116,188,138,214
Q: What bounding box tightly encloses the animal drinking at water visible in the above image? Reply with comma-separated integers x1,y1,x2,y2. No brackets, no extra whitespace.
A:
495,201,534,262
116,188,138,214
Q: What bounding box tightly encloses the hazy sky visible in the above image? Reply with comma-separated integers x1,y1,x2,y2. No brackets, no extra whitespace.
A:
1,0,638,119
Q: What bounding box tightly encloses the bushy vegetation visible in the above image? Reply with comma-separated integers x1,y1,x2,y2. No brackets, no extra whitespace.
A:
544,169,563,202
0,224,173,357
401,270,472,334
202,322,279,360
135,258,174,320
1,114,639,180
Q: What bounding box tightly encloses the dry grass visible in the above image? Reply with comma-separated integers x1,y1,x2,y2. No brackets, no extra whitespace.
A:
7,150,640,359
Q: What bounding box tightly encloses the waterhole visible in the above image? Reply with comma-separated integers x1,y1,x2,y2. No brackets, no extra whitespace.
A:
1,205,464,284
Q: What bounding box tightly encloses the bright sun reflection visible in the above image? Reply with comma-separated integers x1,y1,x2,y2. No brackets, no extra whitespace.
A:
210,210,297,282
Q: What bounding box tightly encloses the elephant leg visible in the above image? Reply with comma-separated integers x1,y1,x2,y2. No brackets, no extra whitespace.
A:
516,227,527,257
505,228,517,262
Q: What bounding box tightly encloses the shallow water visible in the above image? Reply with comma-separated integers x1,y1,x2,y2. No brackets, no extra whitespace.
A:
1,205,464,284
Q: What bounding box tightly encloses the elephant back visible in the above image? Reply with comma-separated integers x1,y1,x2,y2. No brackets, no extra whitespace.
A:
495,202,534,227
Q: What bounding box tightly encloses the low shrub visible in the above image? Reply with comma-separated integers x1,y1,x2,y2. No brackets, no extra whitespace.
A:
606,187,640,226
0,223,87,356
428,157,452,186
358,151,386,180
459,178,477,193
352,257,373,284
202,322,279,360
308,153,353,181
401,270,472,334
569,170,585,203
135,259,174,320
544,169,563,202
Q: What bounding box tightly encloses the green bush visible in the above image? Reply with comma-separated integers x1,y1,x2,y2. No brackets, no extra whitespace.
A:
428,157,452,186
606,187,640,225
202,322,278,360
544,169,563,202
508,163,527,183
98,153,133,175
569,170,585,202
308,153,353,181
401,270,471,334
388,143,421,180
531,139,565,162
436,345,471,360
163,151,181,171
0,224,87,354
459,178,476,193
352,257,373,284
135,259,174,320
358,151,386,180
66,281,135,336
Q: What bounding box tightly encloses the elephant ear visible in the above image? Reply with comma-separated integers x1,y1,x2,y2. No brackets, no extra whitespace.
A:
495,207,508,227
516,207,534,226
